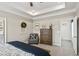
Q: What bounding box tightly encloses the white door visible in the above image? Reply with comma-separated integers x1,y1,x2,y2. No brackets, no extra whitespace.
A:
0,17,6,44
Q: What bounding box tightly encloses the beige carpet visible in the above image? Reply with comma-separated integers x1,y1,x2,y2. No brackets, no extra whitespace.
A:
32,43,76,56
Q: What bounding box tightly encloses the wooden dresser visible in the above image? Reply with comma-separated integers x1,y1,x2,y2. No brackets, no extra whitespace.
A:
40,25,52,45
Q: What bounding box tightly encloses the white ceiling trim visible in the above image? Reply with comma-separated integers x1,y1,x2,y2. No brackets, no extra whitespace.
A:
6,4,33,17
0,2,77,20
0,6,32,19
31,2,65,16
32,8,76,20
8,2,65,17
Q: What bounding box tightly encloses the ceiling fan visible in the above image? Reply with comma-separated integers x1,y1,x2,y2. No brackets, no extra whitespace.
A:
29,2,43,7
30,2,33,7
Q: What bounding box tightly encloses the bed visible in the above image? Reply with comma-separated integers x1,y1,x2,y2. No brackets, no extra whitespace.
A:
0,42,34,56
0,41,50,56
8,41,50,56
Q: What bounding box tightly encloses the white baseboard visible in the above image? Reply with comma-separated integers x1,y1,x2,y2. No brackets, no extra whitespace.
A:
53,42,61,47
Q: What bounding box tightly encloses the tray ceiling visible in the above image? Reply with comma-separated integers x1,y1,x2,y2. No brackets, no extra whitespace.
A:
0,2,77,19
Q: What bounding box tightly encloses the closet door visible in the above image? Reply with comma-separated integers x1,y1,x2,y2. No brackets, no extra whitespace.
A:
40,29,52,45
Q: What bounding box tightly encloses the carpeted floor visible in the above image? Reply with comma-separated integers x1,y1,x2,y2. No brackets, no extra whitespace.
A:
32,40,76,56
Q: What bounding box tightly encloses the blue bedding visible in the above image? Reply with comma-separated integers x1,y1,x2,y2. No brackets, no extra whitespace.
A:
8,41,50,56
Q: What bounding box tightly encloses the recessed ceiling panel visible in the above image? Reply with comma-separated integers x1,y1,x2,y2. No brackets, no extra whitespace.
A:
0,2,77,18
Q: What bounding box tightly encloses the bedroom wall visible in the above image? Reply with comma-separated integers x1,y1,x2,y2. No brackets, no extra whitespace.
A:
33,17,61,46
60,19,72,41
33,14,74,46
0,11,33,43
76,3,79,17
